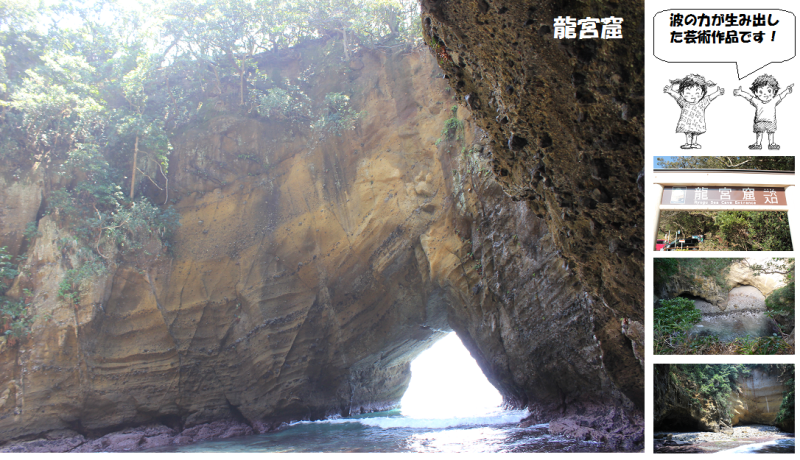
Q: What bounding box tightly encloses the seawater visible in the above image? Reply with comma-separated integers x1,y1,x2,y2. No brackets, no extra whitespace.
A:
714,438,795,454
150,409,613,453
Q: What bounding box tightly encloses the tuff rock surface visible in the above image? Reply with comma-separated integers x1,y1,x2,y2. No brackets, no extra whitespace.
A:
2,46,457,445
419,0,645,316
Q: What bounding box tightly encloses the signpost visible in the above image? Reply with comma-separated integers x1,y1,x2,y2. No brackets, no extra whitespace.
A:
649,170,796,251
662,186,787,207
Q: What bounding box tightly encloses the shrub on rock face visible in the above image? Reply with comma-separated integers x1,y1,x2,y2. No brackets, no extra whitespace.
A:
655,297,701,335
654,297,701,354
0,247,19,284
1,295,34,344
774,365,794,433
765,260,795,332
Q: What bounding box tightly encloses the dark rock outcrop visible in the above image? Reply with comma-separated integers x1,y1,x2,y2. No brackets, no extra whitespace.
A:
419,0,644,446
420,0,644,315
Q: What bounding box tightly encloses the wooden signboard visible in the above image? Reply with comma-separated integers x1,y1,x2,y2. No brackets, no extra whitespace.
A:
661,186,787,206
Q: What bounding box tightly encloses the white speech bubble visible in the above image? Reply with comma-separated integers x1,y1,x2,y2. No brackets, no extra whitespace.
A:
654,9,796,79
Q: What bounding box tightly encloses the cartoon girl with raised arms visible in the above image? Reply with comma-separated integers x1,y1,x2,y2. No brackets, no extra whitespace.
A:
663,74,724,149
733,74,793,150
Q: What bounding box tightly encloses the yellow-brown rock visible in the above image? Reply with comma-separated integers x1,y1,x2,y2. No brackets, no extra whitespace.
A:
730,368,786,426
1,47,458,441
726,259,787,298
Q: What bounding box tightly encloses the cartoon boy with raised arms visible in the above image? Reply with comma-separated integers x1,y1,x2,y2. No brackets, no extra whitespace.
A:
733,74,793,150
663,74,724,149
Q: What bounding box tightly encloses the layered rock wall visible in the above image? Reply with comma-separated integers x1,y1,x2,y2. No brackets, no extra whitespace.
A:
436,125,642,448
730,368,786,426
2,47,458,441
0,170,43,259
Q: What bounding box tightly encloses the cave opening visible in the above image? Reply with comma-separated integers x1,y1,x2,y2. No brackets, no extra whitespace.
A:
676,292,709,303
657,407,704,432
400,332,503,419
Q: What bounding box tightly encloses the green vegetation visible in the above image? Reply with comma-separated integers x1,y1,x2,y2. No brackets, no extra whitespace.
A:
660,210,792,251
653,258,679,287
314,92,364,135
1,292,35,341
654,297,701,355
775,365,795,430
672,334,792,355
0,246,33,341
762,259,795,333
669,364,751,419
23,221,40,243
0,246,19,282
58,260,104,305
654,258,736,291
440,104,462,141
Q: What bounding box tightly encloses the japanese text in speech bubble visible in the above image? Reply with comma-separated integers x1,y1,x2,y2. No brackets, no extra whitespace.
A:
653,9,796,79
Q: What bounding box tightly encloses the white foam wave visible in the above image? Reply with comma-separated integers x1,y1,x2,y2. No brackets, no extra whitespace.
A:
290,410,530,430
713,438,794,454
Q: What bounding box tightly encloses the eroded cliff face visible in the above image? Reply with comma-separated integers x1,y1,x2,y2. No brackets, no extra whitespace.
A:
1,32,642,451
655,366,791,433
419,0,644,321
0,171,43,259
418,0,645,446
1,46,457,442
657,258,786,310
436,122,643,449
730,369,787,427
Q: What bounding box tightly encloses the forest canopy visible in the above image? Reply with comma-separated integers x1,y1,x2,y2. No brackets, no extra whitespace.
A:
2,0,422,167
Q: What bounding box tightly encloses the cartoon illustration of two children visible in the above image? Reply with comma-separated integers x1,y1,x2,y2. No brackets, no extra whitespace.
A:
664,74,793,149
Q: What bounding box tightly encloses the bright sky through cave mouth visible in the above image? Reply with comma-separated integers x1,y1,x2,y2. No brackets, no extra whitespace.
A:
400,332,503,418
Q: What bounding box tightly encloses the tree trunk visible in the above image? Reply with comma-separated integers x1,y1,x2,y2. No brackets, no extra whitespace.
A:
239,60,246,105
340,28,350,60
130,135,139,200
